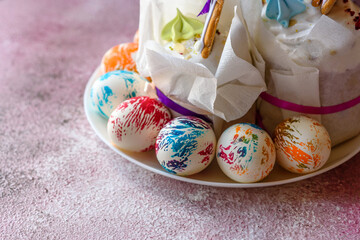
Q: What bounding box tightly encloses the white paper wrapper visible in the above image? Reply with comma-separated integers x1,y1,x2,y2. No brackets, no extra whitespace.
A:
137,0,267,129
239,0,360,146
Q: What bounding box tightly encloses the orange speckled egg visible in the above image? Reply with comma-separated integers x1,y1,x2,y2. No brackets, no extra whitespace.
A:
101,42,138,74
274,116,331,174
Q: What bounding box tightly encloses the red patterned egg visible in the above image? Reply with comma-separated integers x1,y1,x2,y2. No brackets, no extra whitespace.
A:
107,96,171,152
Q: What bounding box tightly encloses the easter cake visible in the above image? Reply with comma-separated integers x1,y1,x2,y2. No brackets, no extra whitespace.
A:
256,0,360,146
87,0,360,183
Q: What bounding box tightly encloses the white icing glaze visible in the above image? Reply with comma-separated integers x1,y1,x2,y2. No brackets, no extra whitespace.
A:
164,37,201,60
163,31,227,65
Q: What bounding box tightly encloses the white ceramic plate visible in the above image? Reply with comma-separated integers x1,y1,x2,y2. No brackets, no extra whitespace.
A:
84,68,360,188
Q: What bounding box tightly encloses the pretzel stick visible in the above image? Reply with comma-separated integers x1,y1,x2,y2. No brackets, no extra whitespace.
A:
201,0,224,59
321,0,337,14
312,0,338,14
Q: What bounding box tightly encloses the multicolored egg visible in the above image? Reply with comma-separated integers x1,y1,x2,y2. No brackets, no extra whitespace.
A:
274,116,331,174
107,96,171,152
156,116,216,176
101,42,138,74
216,123,276,183
90,70,147,119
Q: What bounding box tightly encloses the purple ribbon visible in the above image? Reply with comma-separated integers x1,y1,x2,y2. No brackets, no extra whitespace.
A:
156,87,212,123
260,92,360,115
198,0,212,16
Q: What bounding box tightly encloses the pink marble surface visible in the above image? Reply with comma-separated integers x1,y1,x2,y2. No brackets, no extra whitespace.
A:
1,0,360,239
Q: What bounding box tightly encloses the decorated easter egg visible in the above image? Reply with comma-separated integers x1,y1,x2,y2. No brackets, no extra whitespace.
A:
90,70,147,119
216,123,276,183
274,116,331,174
101,42,138,74
107,96,171,152
156,116,216,176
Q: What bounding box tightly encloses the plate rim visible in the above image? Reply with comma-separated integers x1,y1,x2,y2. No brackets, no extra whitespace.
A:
84,67,360,188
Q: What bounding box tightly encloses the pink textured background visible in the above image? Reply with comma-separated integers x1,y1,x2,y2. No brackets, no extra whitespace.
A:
1,0,360,239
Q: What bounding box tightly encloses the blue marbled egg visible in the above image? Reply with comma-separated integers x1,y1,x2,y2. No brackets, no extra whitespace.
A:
156,116,216,176
90,70,148,118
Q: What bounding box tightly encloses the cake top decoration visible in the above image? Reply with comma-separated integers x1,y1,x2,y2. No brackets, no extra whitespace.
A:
161,9,204,42
265,0,307,28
